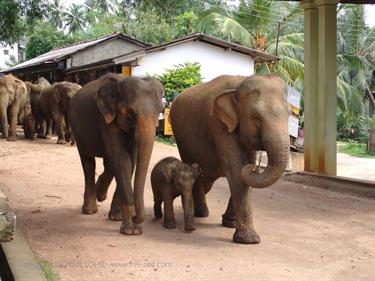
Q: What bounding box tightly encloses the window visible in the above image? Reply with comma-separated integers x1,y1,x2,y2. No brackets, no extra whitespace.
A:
3,49,9,55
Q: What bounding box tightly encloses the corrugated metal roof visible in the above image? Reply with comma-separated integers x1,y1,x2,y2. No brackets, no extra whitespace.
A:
6,32,149,72
114,33,279,64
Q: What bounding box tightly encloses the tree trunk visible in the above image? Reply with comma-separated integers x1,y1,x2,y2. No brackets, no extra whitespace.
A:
368,129,375,154
0,191,16,242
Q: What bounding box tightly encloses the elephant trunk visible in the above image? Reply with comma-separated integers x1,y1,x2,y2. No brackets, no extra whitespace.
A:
133,117,157,224
181,193,195,231
241,130,290,188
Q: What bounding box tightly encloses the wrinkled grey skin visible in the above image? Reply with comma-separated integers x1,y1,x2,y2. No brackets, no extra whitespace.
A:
0,74,27,141
39,82,81,144
151,157,200,232
68,73,163,236
170,75,290,244
23,103,37,140
25,77,52,139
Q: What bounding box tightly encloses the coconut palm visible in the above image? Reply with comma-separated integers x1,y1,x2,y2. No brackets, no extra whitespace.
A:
47,0,65,29
198,0,305,88
336,4,375,138
64,4,87,34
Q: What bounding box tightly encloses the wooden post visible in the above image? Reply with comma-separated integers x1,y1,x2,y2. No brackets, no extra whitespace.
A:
0,191,16,242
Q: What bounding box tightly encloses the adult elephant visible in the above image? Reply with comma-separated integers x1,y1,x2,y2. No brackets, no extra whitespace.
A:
68,73,163,235
0,74,27,141
39,82,81,144
26,77,52,139
170,75,290,244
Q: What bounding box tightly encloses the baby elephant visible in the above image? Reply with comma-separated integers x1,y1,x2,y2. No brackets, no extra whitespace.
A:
151,157,200,231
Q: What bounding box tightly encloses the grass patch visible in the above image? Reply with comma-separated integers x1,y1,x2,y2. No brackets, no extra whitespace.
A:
156,135,176,145
337,141,375,158
38,258,58,281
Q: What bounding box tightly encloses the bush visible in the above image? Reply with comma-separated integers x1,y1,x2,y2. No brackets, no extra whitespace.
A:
156,62,202,105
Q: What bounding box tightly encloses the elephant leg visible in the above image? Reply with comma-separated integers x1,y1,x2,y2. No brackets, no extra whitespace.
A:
225,166,260,244
222,197,236,228
45,118,52,139
64,113,72,143
7,101,19,141
103,131,141,235
96,158,114,202
193,175,215,217
37,117,46,138
163,192,176,229
153,196,163,219
108,187,122,221
55,114,67,144
79,152,98,214
0,105,8,139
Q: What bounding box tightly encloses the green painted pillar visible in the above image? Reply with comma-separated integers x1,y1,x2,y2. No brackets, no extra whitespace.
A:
316,0,338,176
301,0,319,172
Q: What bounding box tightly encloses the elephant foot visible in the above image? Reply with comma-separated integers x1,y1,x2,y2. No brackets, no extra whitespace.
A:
222,215,236,228
96,191,107,202
37,134,45,139
56,138,67,144
233,228,260,244
7,135,17,142
184,224,196,232
108,208,122,221
153,204,163,219
82,202,98,215
120,221,143,235
163,219,176,229
44,134,52,139
194,205,209,217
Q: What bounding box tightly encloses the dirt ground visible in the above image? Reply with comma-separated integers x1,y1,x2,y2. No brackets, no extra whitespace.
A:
0,132,375,281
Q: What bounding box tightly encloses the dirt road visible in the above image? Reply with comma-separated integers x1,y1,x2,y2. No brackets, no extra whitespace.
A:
0,136,374,281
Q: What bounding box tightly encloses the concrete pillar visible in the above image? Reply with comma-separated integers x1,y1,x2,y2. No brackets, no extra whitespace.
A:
316,0,338,176
301,0,319,172
301,0,338,176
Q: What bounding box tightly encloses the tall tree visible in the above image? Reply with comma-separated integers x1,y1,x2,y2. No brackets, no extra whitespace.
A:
0,0,47,44
47,0,65,29
336,4,375,138
198,0,305,88
64,3,87,34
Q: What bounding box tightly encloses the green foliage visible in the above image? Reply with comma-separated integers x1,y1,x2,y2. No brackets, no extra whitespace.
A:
25,22,75,59
156,135,176,145
0,0,46,44
338,141,375,158
156,62,202,104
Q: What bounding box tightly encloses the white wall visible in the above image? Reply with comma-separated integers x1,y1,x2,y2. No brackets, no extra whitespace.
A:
131,41,254,81
0,44,20,70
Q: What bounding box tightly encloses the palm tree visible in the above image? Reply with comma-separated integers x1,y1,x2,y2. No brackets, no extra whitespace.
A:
198,0,305,88
64,4,87,34
47,0,65,29
336,4,375,137
85,0,117,15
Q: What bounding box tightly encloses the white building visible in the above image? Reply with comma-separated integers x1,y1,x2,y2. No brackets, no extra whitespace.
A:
0,43,24,71
114,33,277,81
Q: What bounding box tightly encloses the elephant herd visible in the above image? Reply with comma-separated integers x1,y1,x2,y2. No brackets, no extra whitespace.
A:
0,74,81,144
0,72,290,244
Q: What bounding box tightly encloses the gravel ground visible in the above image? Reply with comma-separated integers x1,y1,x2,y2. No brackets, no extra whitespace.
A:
0,133,374,281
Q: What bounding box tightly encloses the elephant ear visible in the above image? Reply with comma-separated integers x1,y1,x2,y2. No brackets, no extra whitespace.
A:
14,79,26,100
161,161,179,183
96,79,119,124
210,89,238,133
